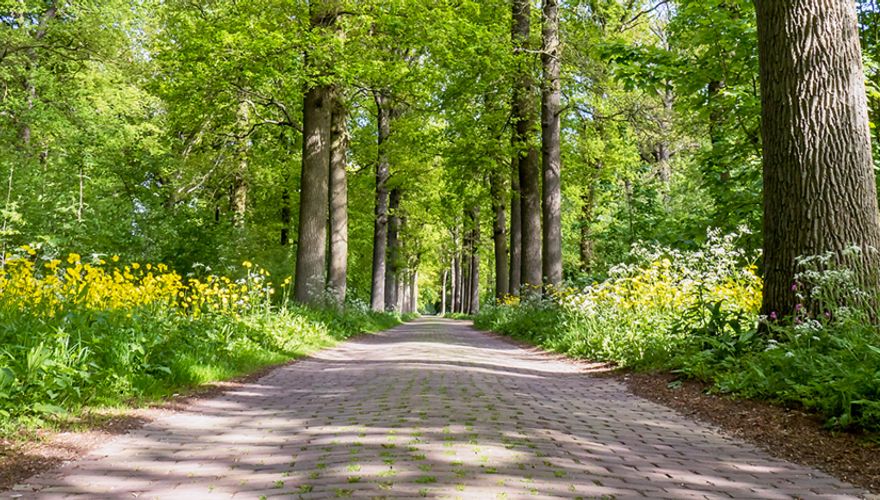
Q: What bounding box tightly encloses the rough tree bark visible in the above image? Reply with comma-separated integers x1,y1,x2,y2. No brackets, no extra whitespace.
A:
294,4,338,304
370,92,392,311
491,169,509,299
294,83,331,303
512,0,542,293
327,92,348,304
755,0,880,317
541,0,562,288
385,187,401,312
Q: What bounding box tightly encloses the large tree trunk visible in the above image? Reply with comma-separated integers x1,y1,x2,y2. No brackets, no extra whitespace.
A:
294,4,339,305
756,0,880,317
327,92,349,304
452,253,461,313
541,0,562,288
509,157,522,296
468,206,481,315
385,187,401,312
370,92,391,311
294,83,331,304
491,169,509,299
513,0,543,293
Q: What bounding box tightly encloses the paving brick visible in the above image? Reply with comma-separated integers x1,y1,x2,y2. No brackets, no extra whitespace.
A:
0,318,871,499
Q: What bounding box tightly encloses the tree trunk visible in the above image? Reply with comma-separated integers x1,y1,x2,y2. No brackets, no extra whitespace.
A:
513,0,542,293
294,82,331,304
280,186,291,246
294,4,339,305
468,206,481,315
450,257,456,314
398,270,408,313
541,0,562,288
509,157,522,296
370,92,391,311
453,254,464,313
328,92,348,304
452,253,461,313
411,270,418,313
491,169,509,299
385,187,401,312
441,268,448,315
462,244,471,314
756,0,880,317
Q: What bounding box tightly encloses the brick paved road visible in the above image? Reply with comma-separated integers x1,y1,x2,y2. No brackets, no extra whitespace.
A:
5,318,868,499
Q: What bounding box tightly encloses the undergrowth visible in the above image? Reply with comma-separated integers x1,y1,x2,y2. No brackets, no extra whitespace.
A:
475,230,880,433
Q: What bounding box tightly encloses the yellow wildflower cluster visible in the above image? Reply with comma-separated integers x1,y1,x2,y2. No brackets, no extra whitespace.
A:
554,258,762,321
0,252,288,318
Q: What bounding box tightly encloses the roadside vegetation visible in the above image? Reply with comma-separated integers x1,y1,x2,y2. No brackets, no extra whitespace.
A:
476,231,880,433
0,250,406,434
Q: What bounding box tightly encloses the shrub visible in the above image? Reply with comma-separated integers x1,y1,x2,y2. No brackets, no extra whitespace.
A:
476,229,762,368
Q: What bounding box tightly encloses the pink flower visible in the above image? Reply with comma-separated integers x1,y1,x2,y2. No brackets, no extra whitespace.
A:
770,311,778,320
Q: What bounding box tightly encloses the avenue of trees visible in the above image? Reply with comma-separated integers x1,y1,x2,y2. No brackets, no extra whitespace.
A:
3,0,880,320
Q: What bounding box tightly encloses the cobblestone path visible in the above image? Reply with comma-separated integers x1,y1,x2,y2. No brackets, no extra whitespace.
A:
5,318,868,499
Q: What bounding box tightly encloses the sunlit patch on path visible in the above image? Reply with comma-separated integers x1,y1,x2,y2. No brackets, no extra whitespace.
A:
4,318,867,499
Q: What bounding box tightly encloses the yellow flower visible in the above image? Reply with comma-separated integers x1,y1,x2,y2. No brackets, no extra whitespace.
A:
132,263,140,270
242,260,253,269
67,253,81,264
